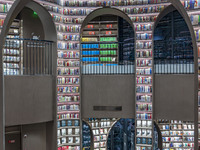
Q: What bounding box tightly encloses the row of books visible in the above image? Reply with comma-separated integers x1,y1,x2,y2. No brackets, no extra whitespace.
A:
58,104,80,111
136,104,152,112
137,59,152,67
57,95,80,102
121,5,166,14
0,3,11,13
56,24,81,33
57,113,79,119
135,24,153,31
58,34,80,41
190,14,200,25
181,0,200,9
43,4,94,16
57,0,168,7
136,41,152,49
58,42,79,50
58,51,80,59
136,50,153,57
57,137,80,145
58,146,80,150
57,60,80,67
136,33,152,40
0,18,4,26
57,68,79,76
51,14,84,24
57,86,79,94
52,15,157,30
136,77,152,84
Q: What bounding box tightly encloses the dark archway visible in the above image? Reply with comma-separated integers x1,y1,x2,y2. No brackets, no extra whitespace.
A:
0,0,57,150
82,120,92,150
80,8,135,75
80,7,135,33
154,7,193,74
106,119,162,150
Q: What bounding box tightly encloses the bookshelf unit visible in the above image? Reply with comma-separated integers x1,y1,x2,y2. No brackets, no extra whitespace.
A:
3,19,23,75
157,120,194,150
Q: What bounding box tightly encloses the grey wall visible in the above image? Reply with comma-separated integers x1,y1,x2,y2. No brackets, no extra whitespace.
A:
154,74,195,121
82,75,135,118
82,74,195,121
21,123,46,150
19,7,44,39
5,76,54,126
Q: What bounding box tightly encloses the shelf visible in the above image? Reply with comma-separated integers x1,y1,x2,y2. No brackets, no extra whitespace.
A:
58,126,80,130
57,111,80,114
57,58,80,60
81,41,118,44
57,102,80,105
136,102,152,104
136,135,152,138
136,144,152,147
99,28,118,30
136,111,152,114
58,118,80,121
136,126,152,129
116,2,171,8
58,143,80,147
57,83,80,86
83,28,99,31
58,134,80,138
90,21,118,24
57,75,80,78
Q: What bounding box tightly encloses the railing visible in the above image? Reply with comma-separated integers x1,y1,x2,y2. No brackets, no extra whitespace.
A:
3,38,54,75
154,59,194,74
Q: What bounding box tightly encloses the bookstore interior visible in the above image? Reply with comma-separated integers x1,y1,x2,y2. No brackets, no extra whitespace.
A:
1,0,200,150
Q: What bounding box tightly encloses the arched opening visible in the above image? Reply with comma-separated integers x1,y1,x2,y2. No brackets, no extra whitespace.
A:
82,118,119,150
107,118,135,150
82,118,162,150
153,4,196,150
154,10,193,74
107,119,161,150
80,8,135,75
154,7,194,74
0,1,57,150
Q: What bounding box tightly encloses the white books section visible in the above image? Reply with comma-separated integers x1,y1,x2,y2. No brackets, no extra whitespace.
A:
157,120,194,150
86,118,118,150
